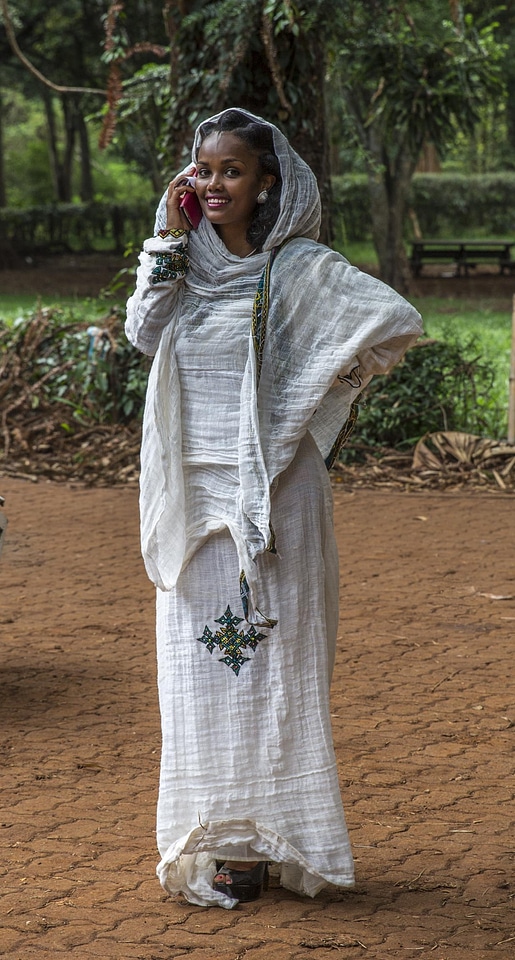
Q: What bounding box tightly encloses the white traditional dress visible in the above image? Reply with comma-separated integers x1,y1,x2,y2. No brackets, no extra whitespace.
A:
126,109,423,908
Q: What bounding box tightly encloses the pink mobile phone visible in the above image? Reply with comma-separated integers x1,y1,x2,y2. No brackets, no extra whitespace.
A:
179,175,202,229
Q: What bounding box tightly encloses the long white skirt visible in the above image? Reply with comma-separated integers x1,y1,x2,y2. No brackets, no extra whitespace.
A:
155,433,354,908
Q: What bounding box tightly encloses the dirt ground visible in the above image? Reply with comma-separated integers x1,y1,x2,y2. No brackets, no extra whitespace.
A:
2,250,515,301
0,253,130,299
1,256,514,957
1,476,514,960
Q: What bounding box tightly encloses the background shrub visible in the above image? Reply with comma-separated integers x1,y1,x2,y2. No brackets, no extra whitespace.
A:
332,172,515,242
349,338,502,452
0,201,157,259
4,171,515,256
0,307,149,427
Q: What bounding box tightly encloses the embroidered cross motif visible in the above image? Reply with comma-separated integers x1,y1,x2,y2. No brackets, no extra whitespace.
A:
197,605,268,676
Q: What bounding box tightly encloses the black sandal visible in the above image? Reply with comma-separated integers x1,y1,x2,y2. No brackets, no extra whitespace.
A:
213,861,269,902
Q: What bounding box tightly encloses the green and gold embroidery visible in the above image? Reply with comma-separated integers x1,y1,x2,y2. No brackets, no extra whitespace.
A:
149,245,189,284
197,605,271,676
324,399,361,469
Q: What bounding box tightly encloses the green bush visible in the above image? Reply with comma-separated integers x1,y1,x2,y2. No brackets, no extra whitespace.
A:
0,307,149,426
349,337,502,452
0,200,157,257
8,170,515,256
2,90,158,209
332,172,515,241
412,173,515,237
331,175,371,243
1,309,505,461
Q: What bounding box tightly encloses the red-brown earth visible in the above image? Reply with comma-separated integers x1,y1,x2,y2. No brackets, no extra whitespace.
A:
1,254,514,959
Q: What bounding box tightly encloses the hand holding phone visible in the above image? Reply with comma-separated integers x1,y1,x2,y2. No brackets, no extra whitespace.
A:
179,172,203,230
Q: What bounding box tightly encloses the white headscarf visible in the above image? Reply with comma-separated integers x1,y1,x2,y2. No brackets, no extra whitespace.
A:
192,109,322,249
154,108,322,294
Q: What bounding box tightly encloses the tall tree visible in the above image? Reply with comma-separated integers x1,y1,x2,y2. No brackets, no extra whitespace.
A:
464,0,515,166
0,0,167,203
0,90,6,207
2,0,507,287
162,0,335,242
332,0,504,290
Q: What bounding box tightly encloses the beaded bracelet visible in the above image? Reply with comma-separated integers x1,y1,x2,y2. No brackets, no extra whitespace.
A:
157,228,187,240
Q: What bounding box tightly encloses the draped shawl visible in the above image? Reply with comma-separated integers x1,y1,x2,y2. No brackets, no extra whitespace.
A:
128,109,423,608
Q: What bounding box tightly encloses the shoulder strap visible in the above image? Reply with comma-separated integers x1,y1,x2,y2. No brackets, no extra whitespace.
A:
251,245,281,387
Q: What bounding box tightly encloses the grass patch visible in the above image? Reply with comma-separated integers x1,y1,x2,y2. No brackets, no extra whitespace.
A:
1,293,90,318
334,238,377,266
0,293,125,327
331,240,512,436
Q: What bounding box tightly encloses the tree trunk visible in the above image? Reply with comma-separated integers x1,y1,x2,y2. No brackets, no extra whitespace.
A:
61,97,77,203
365,125,415,292
42,89,63,201
148,144,165,194
162,1,333,243
505,75,515,156
163,0,196,171
76,104,94,201
0,90,6,207
416,141,441,173
287,36,333,246
367,173,413,292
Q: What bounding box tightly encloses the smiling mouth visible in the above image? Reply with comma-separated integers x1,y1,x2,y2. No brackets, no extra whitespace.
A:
205,197,230,208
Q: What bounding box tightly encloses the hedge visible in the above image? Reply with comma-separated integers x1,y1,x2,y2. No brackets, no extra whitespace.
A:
0,199,158,261
3,172,515,257
332,172,515,241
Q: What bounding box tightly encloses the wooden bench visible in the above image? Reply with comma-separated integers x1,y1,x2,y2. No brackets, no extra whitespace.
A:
410,239,515,277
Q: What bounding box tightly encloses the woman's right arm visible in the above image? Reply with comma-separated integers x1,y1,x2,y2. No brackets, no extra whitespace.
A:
125,169,196,356
125,232,189,356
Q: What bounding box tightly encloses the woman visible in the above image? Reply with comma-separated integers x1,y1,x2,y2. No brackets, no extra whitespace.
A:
126,108,422,909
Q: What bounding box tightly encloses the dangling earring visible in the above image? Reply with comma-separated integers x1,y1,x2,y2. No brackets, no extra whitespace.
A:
257,189,269,204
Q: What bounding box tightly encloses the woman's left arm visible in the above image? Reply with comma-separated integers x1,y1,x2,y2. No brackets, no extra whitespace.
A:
270,241,423,387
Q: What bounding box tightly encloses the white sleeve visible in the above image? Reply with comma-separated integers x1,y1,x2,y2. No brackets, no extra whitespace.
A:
125,234,189,357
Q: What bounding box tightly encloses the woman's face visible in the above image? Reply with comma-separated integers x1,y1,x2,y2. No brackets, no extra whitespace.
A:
195,132,275,250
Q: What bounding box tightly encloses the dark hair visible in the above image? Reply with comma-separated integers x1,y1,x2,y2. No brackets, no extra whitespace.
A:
197,109,282,250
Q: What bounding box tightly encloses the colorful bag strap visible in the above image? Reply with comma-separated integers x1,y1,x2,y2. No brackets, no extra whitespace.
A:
251,244,280,387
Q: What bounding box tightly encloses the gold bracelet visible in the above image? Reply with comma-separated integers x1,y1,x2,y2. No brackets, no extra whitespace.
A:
158,228,187,239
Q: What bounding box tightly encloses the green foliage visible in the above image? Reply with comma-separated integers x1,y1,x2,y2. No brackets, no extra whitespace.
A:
5,168,515,257
86,62,170,193
442,100,514,173
89,157,156,206
1,293,508,451
5,167,515,255
0,200,156,255
162,0,334,178
331,176,371,243
0,306,149,425
1,88,157,207
415,294,512,439
332,172,515,241
0,90,49,204
329,2,506,286
0,2,169,205
335,2,505,160
352,338,504,452
411,172,515,237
